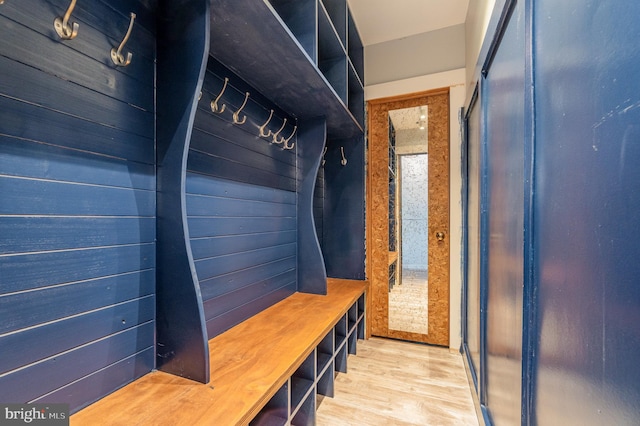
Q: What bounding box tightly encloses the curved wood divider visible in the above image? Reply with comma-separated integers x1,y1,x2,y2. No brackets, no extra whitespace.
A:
155,0,210,383
297,117,329,294
70,279,367,426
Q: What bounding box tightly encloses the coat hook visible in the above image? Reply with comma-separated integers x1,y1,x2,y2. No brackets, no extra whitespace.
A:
282,126,297,150
340,146,347,166
233,92,250,125
198,91,202,101
259,110,274,137
322,147,327,166
211,77,228,114
54,0,79,40
272,118,287,144
111,13,136,67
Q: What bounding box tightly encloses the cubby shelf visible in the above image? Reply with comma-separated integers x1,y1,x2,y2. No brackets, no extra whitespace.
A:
252,297,365,424
209,0,364,139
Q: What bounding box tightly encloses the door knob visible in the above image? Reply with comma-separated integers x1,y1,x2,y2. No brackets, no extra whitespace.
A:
435,231,446,241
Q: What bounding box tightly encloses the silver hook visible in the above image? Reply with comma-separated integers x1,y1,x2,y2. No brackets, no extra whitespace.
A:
259,110,274,137
282,126,297,150
111,13,136,67
322,147,327,166
198,91,202,101
233,92,250,125
340,146,347,166
272,118,287,144
54,0,79,40
210,78,228,114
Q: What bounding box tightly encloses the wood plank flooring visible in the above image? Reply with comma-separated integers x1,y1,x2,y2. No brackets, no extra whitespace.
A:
316,337,479,426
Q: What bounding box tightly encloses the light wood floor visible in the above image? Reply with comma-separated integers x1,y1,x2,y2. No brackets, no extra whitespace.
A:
316,337,479,426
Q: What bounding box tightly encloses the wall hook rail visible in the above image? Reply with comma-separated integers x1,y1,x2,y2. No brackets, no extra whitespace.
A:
282,126,297,150
340,146,347,166
54,0,79,40
210,77,228,114
272,118,287,144
233,92,250,124
111,12,136,67
259,110,274,137
322,147,327,166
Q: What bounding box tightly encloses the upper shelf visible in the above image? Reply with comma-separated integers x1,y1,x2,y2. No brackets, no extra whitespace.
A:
209,0,364,139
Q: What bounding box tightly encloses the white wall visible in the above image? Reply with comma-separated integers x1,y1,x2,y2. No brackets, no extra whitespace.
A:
365,24,466,86
365,69,466,351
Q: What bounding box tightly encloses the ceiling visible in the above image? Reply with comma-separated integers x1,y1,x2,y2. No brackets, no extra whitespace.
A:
347,0,470,46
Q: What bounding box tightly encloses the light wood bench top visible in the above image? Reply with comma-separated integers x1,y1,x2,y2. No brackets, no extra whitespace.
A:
70,278,367,426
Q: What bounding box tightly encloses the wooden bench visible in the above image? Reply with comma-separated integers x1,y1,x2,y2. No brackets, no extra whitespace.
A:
70,278,368,425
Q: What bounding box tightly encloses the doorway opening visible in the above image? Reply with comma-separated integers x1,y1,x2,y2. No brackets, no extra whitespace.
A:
367,88,450,346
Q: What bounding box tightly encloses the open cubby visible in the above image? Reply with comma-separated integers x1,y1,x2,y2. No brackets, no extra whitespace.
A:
348,329,357,355
347,7,364,83
317,359,335,398
317,329,334,374
318,6,348,104
291,351,316,412
321,0,347,48
357,293,365,319
250,382,289,426
348,62,365,127
334,313,347,350
335,341,348,374
291,391,316,426
268,0,318,62
348,301,358,333
357,315,365,339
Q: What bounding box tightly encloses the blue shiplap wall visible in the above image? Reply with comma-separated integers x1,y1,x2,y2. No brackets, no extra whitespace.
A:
0,0,156,412
186,58,299,339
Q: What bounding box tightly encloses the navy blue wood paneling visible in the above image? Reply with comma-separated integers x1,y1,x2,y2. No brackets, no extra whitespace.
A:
322,136,366,280
185,174,297,338
483,0,524,423
184,56,300,339
533,0,640,423
296,118,328,294
155,0,210,383
0,0,156,413
0,322,154,403
314,165,325,249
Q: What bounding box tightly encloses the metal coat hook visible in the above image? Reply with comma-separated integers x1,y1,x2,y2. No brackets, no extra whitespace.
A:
259,110,274,137
198,91,202,101
233,92,250,125
282,126,297,150
272,118,287,144
340,146,347,166
210,77,228,114
54,0,79,40
111,12,136,67
321,147,327,166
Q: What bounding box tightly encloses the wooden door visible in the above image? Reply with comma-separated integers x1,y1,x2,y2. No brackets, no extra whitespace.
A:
367,89,450,346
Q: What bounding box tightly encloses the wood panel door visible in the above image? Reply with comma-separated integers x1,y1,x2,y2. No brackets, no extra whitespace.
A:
367,89,450,346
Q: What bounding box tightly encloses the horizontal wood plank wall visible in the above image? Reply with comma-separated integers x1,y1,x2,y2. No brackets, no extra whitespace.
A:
0,0,156,412
186,57,299,339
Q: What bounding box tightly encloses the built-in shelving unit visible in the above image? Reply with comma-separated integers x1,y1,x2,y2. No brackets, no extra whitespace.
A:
210,0,364,138
250,294,366,425
154,0,366,385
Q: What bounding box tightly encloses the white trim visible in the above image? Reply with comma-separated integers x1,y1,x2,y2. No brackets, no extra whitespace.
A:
364,68,466,101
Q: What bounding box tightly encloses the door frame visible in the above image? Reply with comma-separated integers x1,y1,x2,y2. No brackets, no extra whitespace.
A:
366,88,450,346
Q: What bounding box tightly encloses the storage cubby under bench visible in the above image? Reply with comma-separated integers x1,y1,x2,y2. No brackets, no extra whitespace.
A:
70,279,367,425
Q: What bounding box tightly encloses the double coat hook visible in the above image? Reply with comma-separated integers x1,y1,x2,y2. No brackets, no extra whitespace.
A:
259,110,274,137
282,126,297,150
54,0,79,40
272,118,287,144
233,92,250,124
111,13,136,67
211,78,228,114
